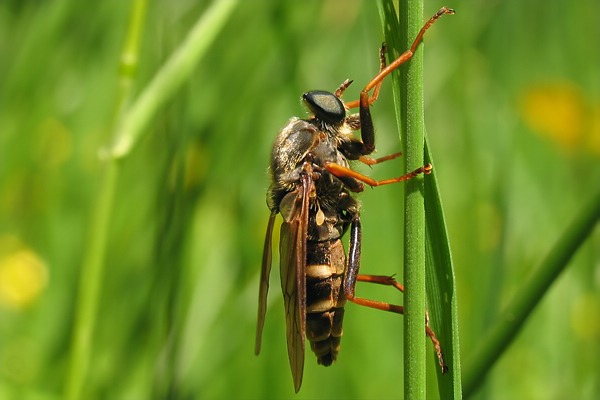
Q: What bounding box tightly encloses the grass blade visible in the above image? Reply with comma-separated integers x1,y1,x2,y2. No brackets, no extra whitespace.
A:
109,0,238,159
463,186,600,396
424,136,463,399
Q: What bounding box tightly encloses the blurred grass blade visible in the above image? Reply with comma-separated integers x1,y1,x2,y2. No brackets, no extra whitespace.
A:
66,163,120,400
109,0,238,158
66,2,237,399
424,136,463,399
463,186,600,397
65,1,148,399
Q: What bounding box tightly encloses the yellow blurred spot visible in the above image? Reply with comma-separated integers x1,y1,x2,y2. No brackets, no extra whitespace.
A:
570,293,600,341
520,83,584,152
0,237,48,309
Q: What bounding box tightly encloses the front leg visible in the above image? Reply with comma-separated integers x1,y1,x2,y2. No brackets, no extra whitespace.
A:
343,7,455,156
341,44,388,157
358,91,376,155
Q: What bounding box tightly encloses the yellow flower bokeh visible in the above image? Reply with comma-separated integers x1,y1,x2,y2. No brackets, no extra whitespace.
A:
0,236,48,309
519,82,600,156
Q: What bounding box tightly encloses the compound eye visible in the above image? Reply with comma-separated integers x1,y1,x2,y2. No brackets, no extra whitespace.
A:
302,90,346,124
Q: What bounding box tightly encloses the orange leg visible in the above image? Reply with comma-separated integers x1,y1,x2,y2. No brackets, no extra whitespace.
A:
349,273,447,373
369,44,388,104
325,162,432,188
358,274,405,292
344,8,454,156
345,7,454,110
347,275,404,313
345,217,447,373
363,7,454,94
358,151,402,166
334,79,354,98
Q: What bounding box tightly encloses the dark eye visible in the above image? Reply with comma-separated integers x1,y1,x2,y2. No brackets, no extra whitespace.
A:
302,90,346,124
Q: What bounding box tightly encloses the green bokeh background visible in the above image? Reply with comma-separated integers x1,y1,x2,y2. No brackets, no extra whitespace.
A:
1,0,599,399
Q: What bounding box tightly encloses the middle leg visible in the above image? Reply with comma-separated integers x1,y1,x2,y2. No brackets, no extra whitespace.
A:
325,162,432,188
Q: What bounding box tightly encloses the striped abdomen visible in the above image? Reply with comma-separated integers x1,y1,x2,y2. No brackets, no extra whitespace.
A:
305,238,347,366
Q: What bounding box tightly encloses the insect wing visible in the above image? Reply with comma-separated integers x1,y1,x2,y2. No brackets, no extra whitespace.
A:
255,211,277,355
279,174,310,393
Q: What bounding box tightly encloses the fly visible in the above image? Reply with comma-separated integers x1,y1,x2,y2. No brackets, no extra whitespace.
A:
255,7,454,392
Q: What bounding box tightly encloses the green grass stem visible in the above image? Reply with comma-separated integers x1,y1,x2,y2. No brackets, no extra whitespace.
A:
65,162,120,400
109,0,237,159
379,2,460,398
65,1,147,398
397,0,428,397
399,1,428,397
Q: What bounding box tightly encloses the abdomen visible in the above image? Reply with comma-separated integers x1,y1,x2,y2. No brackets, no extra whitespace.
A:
305,238,347,366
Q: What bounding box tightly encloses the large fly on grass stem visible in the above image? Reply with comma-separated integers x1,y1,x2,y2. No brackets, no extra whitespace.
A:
256,6,454,392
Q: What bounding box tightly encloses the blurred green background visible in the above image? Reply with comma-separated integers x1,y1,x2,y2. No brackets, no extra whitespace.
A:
1,0,599,399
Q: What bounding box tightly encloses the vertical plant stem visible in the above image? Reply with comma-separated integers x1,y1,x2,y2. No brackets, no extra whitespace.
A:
65,1,147,398
399,0,426,397
65,162,120,400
